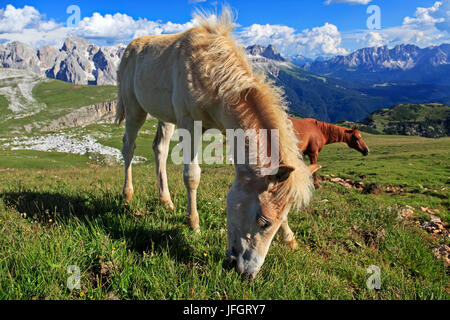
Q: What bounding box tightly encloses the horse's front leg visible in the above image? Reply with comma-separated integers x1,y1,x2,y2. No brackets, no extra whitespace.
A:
280,218,298,249
178,119,202,233
153,121,176,210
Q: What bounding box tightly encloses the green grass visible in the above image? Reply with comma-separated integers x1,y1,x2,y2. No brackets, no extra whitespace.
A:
0,133,448,300
0,80,118,136
33,80,117,111
0,95,9,109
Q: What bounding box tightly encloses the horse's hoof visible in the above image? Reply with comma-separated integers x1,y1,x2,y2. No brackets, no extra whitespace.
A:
185,215,201,234
161,200,175,211
123,187,134,203
286,239,298,250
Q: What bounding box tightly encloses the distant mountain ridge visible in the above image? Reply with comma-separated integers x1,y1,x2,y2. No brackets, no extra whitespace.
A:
363,103,450,138
304,43,450,85
0,36,125,85
2,38,450,123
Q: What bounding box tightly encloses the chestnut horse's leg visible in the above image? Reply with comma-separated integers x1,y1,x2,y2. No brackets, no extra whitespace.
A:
153,121,175,210
280,218,298,249
122,107,147,204
309,152,321,189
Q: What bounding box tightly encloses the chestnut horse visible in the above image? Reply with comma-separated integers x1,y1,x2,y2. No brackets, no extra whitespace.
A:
289,117,370,188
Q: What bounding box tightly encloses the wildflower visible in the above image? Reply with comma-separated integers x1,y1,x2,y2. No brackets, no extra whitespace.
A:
49,219,53,223
203,252,207,257
112,247,116,251
80,291,85,298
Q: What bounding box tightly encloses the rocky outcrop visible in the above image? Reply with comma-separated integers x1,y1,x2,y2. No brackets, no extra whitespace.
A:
0,36,125,85
246,44,286,62
24,101,117,132
245,44,291,77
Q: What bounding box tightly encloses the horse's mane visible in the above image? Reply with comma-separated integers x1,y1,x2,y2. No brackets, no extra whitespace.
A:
313,120,347,142
189,7,313,209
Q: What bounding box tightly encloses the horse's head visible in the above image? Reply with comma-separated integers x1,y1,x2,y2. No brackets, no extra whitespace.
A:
345,125,370,156
225,163,319,279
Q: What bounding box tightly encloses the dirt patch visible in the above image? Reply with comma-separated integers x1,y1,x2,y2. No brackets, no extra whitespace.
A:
322,175,404,194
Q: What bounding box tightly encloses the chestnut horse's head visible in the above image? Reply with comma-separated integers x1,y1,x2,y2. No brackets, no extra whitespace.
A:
345,125,370,156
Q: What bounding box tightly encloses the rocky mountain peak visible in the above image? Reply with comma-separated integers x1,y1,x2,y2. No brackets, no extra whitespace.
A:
246,44,286,62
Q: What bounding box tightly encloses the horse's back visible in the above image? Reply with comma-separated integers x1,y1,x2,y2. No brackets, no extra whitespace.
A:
289,117,324,153
118,33,185,123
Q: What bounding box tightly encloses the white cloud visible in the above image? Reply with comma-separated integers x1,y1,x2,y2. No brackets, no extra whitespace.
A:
345,0,450,50
0,4,41,33
324,0,372,5
403,1,445,26
74,12,196,43
238,22,347,58
0,4,196,48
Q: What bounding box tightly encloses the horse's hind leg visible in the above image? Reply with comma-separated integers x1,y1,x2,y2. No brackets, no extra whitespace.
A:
309,152,321,189
152,121,175,210
122,106,147,204
280,218,298,249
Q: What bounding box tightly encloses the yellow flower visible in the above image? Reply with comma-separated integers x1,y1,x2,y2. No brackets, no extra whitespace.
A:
49,219,53,223
80,291,85,297
203,253,207,257
112,247,116,251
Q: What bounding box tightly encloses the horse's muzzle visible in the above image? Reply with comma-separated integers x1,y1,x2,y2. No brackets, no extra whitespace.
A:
363,149,370,156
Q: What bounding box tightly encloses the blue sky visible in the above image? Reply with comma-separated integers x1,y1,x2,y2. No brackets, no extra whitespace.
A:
1,0,449,58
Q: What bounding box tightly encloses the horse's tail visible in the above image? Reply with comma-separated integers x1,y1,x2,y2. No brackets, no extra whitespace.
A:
115,95,125,124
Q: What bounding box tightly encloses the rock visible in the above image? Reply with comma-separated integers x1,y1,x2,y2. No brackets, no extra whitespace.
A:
0,41,41,74
362,183,382,195
398,207,414,219
432,244,450,265
1,36,125,85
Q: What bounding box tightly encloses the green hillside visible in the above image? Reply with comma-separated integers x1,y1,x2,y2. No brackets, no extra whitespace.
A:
364,103,450,138
273,65,450,123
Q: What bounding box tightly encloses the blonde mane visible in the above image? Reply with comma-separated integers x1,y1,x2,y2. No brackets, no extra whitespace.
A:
189,8,313,209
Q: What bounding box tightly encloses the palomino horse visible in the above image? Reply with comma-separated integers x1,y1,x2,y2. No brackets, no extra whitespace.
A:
116,8,316,279
289,117,370,189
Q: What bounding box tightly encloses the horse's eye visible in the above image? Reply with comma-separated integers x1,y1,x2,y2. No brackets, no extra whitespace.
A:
256,214,272,228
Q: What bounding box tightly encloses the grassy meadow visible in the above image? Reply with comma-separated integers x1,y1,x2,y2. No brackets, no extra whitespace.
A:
0,116,448,299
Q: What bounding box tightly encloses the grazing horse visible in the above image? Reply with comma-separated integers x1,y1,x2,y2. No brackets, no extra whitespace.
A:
289,117,370,189
116,8,316,279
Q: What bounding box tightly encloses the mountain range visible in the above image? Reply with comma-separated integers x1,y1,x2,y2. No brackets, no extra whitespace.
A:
0,36,125,85
1,37,450,122
303,43,450,86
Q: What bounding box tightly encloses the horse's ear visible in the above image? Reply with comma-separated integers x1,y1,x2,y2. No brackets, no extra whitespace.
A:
352,124,360,131
308,164,321,174
265,165,295,187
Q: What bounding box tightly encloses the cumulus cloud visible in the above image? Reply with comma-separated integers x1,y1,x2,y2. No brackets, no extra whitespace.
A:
74,12,195,43
239,22,348,58
1,2,450,59
349,0,450,49
0,4,41,33
324,0,372,5
0,4,196,48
